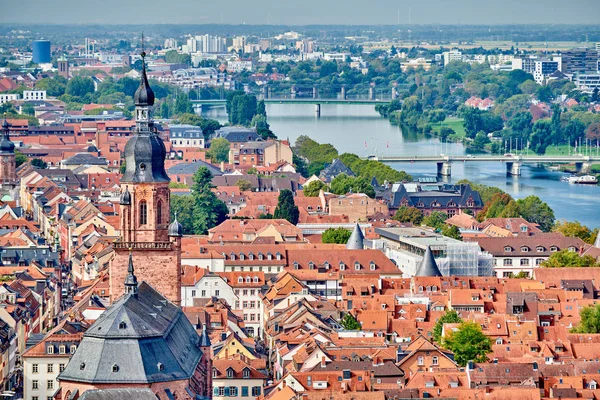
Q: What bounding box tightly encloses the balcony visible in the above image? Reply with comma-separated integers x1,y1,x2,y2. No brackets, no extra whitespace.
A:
113,241,172,251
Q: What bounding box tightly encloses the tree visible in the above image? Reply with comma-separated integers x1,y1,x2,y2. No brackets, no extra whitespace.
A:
571,304,600,334
66,76,94,97
251,114,276,140
31,158,47,169
340,313,361,330
510,271,531,279
536,85,554,103
443,321,492,366
173,93,193,115
516,195,555,232
392,206,423,225
207,138,230,163
229,93,258,126
322,228,352,244
423,211,449,230
441,225,462,240
553,220,594,243
170,194,196,234
274,189,299,224
541,250,598,268
15,150,27,167
190,167,229,234
236,179,252,192
470,131,490,151
303,180,327,197
519,80,540,95
433,309,462,343
530,119,553,155
439,127,455,142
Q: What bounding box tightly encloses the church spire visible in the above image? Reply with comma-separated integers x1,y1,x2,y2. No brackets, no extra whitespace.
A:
0,115,15,155
124,249,139,296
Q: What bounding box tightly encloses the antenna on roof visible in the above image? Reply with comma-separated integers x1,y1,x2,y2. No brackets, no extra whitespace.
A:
140,31,146,59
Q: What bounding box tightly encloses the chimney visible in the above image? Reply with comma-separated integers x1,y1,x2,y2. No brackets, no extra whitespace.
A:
220,161,225,172
282,380,287,389
321,356,326,368
225,349,229,358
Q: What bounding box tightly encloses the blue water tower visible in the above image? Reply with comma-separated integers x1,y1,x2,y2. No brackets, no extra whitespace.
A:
32,40,51,64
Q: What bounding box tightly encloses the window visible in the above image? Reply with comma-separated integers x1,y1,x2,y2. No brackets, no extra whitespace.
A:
47,380,54,390
536,258,544,266
202,290,206,297
504,246,512,252
520,259,530,266
112,364,119,372
32,397,38,400
59,364,65,373
215,290,220,297
59,345,65,354
32,380,39,390
520,246,529,252
370,262,376,270
230,387,238,396
243,368,250,378
354,261,361,270
503,258,513,266
432,356,438,365
550,246,558,252
47,346,54,354
242,387,249,397
218,387,225,396
243,301,248,308
536,246,545,252
32,364,38,374
213,369,218,378
417,356,424,366
252,387,261,396
250,301,256,308
157,199,163,224
227,368,234,378
139,200,147,225
47,364,53,373
191,290,196,297
253,276,259,283
250,314,256,321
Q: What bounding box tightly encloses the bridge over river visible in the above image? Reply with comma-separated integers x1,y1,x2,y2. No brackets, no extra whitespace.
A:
368,154,600,176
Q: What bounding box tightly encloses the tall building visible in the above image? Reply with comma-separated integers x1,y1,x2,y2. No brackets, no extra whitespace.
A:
32,40,51,63
561,48,599,74
442,49,463,66
58,255,212,398
109,52,183,305
57,56,69,79
0,119,17,199
533,59,559,84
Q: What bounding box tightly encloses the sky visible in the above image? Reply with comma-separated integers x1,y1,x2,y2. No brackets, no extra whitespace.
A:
2,0,600,25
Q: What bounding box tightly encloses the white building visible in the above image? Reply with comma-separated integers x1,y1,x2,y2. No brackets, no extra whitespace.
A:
181,268,238,308
227,59,254,73
0,93,18,105
533,59,560,84
22,334,80,400
219,271,265,338
573,73,600,93
164,38,178,49
23,90,46,101
212,358,266,400
169,124,205,148
442,49,463,66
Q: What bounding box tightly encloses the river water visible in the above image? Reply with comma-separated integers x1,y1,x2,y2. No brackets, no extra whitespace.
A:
202,104,600,228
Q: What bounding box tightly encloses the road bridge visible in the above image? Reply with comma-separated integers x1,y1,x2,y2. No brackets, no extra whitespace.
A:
367,154,600,176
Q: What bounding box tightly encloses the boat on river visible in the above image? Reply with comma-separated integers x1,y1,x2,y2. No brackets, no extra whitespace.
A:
568,175,598,185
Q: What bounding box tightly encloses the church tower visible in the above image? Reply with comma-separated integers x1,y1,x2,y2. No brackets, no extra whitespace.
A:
109,50,183,304
0,119,17,197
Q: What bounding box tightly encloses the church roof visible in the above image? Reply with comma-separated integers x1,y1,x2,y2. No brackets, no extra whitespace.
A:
0,119,15,154
58,282,204,384
79,388,157,400
319,159,355,182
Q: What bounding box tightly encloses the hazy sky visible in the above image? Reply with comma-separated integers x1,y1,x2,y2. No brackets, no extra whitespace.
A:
2,0,599,25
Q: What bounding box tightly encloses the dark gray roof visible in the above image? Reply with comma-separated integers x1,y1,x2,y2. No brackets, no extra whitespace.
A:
58,282,204,384
167,160,223,176
79,388,157,400
0,119,15,154
134,59,155,107
319,159,354,183
215,126,258,142
415,246,442,277
169,124,203,138
121,133,170,183
391,183,483,209
62,153,108,166
0,247,59,267
346,224,364,250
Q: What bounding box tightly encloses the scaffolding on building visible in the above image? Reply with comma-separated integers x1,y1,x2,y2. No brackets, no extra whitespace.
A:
437,242,494,277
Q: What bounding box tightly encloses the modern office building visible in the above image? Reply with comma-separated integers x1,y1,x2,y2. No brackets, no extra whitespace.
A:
533,60,560,84
561,48,599,74
442,49,463,66
32,40,51,64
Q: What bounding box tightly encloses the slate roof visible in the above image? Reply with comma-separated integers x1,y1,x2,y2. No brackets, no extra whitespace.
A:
319,159,355,183
121,133,170,183
415,246,442,277
391,183,483,209
168,160,223,176
62,153,108,166
346,223,365,250
215,126,258,142
169,124,203,139
78,388,157,400
58,282,204,384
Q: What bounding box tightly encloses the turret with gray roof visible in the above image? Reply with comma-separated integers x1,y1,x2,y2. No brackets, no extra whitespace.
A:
415,245,442,277
346,223,365,250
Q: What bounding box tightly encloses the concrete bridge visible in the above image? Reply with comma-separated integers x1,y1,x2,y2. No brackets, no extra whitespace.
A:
192,84,396,116
369,154,600,176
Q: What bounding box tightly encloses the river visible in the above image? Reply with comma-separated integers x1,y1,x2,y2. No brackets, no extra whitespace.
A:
202,103,600,228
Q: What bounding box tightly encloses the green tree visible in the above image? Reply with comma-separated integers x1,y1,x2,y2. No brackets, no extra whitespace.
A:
541,250,598,268
423,211,449,230
443,321,492,366
229,93,258,126
236,179,252,192
553,220,594,243
15,150,27,167
433,309,462,343
519,80,540,95
470,131,490,151
439,127,455,142
303,180,327,197
31,158,48,169
340,313,362,330
274,189,299,224
207,138,230,163
66,76,94,97
190,167,229,234
251,114,276,140
530,119,553,155
170,194,196,234
441,225,462,240
571,304,600,334
174,92,193,115
392,206,423,225
322,228,352,244
516,195,555,232
510,271,531,279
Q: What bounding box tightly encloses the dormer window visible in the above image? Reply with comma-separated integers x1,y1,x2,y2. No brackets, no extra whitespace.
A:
521,225,528,232
47,346,54,354
243,368,250,378
253,276,259,283
504,246,512,252
119,321,127,329
520,246,529,252
70,345,77,354
248,253,254,260
227,368,234,378
112,364,119,372
568,246,576,252
59,345,66,354
293,262,299,270
354,261,361,270
238,277,243,283
267,253,272,260
276,252,282,260
240,253,245,260
308,262,315,270
536,246,545,252
370,261,376,271
258,253,264,260
230,253,236,260
550,246,558,252
245,277,251,283
340,262,346,271
213,369,218,378
324,261,330,269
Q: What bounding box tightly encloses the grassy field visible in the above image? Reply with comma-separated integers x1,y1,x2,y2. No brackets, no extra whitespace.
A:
365,40,584,52
430,117,466,138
